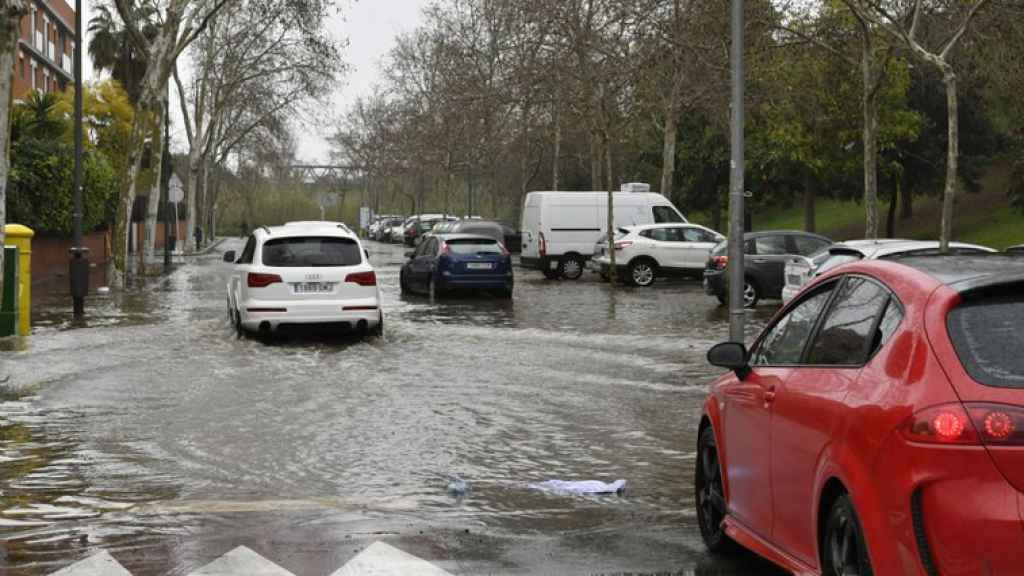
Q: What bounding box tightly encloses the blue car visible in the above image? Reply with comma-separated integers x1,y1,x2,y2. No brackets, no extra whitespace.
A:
400,234,513,298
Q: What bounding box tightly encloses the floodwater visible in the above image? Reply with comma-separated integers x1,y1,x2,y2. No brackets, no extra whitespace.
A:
0,239,785,575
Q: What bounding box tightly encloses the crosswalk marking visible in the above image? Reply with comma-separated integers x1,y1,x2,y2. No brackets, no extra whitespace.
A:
186,546,296,576
49,551,132,576
331,542,453,576
47,541,453,576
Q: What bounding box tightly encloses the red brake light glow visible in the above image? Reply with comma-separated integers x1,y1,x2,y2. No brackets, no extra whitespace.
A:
345,271,377,286
247,272,282,288
902,403,1024,445
712,255,729,270
983,411,1015,440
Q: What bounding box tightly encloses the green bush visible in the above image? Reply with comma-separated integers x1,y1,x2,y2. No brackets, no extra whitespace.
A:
6,138,118,235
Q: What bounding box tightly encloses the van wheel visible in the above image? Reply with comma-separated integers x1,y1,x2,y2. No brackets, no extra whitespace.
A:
629,259,657,287
560,255,585,280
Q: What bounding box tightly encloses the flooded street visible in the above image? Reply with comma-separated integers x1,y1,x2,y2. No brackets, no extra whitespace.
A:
1,239,785,575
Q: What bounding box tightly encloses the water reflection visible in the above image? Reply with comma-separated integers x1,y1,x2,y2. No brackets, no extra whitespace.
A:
2,240,784,574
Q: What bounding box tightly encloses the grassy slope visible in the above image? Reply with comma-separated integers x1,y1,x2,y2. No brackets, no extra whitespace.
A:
690,160,1023,249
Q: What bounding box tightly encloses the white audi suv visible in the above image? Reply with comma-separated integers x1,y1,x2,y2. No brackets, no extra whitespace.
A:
224,222,382,337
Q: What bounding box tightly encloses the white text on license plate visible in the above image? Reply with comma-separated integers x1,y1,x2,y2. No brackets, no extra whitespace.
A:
294,282,333,293
467,262,493,270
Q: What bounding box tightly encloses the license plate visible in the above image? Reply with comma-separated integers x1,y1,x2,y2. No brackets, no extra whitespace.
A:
293,282,333,294
467,262,493,270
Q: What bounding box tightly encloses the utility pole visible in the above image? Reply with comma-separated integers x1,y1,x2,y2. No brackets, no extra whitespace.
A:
69,0,89,316
727,0,746,343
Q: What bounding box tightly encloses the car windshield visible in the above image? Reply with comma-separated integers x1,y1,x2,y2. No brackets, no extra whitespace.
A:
261,236,362,267
948,292,1024,388
446,238,503,255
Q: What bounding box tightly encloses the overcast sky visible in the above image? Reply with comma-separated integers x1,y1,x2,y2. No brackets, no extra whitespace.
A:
83,0,430,162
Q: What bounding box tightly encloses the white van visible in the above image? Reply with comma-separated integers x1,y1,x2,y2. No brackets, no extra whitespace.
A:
520,183,687,279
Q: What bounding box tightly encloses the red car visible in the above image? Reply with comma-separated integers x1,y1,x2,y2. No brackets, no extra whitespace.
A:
697,254,1024,576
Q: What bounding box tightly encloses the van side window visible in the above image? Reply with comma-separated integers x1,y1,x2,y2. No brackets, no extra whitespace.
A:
652,206,684,223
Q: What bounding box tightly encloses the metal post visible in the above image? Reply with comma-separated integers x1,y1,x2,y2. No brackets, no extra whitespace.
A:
727,0,746,343
69,0,89,316
162,92,171,270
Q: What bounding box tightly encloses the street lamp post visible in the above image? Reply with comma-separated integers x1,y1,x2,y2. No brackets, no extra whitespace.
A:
727,0,746,343
69,0,89,316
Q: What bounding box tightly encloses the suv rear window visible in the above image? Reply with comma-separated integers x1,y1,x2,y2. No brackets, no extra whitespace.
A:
446,238,504,255
948,293,1024,388
262,237,362,267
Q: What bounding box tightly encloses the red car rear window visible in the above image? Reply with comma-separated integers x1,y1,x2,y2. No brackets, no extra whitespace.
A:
948,293,1024,388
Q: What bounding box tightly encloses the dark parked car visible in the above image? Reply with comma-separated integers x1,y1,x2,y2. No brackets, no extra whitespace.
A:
399,234,513,298
1007,244,1024,255
703,230,832,307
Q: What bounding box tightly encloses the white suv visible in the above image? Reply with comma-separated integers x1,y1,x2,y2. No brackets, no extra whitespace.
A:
590,223,724,286
224,222,382,337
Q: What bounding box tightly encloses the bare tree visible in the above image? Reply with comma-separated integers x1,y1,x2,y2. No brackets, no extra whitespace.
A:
0,0,32,295
854,0,992,251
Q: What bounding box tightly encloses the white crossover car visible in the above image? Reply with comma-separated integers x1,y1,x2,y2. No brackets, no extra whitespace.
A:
589,223,724,286
781,238,997,303
224,222,382,337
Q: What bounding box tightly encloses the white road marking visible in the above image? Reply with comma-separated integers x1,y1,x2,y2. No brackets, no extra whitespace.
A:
49,551,132,576
186,546,296,576
331,541,453,576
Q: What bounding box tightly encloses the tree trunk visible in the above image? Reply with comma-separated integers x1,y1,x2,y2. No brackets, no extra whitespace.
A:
143,101,166,264
0,1,28,296
886,181,898,238
589,132,602,190
113,111,151,288
900,174,913,220
552,96,561,190
940,68,958,253
604,131,616,286
803,171,816,233
862,32,880,239
711,188,722,232
660,108,678,199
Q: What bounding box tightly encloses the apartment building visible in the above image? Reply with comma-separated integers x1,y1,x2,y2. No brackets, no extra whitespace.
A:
12,0,76,100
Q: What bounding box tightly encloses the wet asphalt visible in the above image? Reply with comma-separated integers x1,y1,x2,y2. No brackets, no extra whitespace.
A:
0,239,786,575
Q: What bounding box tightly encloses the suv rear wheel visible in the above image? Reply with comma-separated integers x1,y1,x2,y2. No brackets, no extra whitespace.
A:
629,259,657,287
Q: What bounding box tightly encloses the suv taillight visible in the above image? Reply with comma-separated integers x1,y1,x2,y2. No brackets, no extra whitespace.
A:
247,272,282,288
614,240,633,251
345,271,377,286
901,403,1024,446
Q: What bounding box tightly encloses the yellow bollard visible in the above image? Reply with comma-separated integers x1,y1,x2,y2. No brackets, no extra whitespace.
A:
4,224,33,336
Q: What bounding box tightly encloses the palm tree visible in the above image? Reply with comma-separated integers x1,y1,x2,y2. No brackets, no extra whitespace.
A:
87,2,157,104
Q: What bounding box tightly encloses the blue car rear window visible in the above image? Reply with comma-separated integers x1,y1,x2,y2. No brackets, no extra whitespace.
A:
447,239,503,255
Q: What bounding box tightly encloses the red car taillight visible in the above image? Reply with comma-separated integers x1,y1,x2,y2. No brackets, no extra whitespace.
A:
614,240,633,251
247,272,282,288
901,403,1024,446
440,242,451,255
345,271,377,286
712,255,729,270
